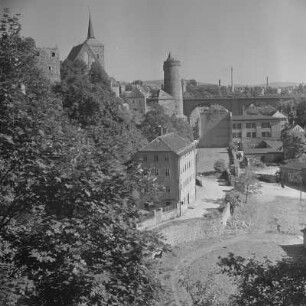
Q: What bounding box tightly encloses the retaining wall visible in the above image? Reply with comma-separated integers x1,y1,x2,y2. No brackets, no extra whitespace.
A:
156,203,232,246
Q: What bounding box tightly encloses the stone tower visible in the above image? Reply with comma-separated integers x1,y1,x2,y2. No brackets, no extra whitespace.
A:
163,53,184,117
36,47,60,83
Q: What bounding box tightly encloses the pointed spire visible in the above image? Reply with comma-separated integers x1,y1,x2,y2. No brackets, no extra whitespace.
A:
87,12,95,39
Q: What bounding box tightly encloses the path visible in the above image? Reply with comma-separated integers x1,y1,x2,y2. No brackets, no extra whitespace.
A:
158,177,306,306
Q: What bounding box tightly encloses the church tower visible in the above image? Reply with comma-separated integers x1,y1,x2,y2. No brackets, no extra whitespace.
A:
163,53,184,118
66,14,104,70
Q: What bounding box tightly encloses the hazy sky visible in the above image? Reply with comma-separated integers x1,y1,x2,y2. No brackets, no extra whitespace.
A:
3,0,306,85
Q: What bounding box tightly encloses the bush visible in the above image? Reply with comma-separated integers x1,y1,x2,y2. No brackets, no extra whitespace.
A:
214,159,226,173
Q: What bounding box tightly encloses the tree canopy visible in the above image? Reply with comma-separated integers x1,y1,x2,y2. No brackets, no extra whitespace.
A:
0,9,162,305
139,103,194,142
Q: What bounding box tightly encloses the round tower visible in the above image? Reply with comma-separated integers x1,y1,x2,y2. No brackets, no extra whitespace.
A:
163,53,184,118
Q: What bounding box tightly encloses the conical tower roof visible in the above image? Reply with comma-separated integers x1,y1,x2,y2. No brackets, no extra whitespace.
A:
87,14,95,39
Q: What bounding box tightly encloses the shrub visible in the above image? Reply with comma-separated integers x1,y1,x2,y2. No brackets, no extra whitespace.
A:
214,159,226,173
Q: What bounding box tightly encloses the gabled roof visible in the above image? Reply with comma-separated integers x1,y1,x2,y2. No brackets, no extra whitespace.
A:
289,124,304,133
139,133,192,155
66,44,84,62
272,111,287,119
157,89,175,100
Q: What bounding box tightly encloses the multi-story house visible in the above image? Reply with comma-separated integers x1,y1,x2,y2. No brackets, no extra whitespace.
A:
232,114,283,148
134,133,197,209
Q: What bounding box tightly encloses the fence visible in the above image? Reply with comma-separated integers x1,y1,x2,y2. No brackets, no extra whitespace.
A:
137,202,181,230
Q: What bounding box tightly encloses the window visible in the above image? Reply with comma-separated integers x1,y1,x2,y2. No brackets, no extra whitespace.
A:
165,168,170,176
246,123,256,129
233,123,242,129
51,52,56,57
166,186,170,193
252,132,256,138
246,132,252,138
262,132,271,137
261,122,271,128
154,154,158,161
165,155,169,161
48,66,52,71
154,168,159,176
232,132,242,138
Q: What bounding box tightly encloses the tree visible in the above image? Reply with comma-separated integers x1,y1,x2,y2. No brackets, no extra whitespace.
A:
281,127,305,160
233,167,261,203
218,253,306,306
139,103,194,142
0,9,162,305
214,159,226,173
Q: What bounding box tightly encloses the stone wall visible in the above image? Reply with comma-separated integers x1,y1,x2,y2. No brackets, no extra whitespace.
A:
155,203,231,246
198,109,231,148
36,47,60,83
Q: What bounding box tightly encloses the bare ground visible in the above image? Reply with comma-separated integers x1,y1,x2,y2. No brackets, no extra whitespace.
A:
155,179,306,306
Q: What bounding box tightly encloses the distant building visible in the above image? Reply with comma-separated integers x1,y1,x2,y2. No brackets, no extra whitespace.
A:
272,111,288,130
36,47,60,83
280,161,306,191
134,133,196,209
232,114,283,148
146,53,186,119
122,87,147,123
66,15,104,70
243,139,284,163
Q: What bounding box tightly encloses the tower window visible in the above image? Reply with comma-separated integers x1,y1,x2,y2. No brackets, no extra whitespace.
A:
48,66,52,71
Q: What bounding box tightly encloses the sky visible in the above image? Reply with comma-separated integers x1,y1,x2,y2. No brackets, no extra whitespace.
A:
3,0,306,85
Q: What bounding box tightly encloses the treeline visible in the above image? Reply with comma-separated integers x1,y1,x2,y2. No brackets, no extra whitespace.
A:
0,10,165,305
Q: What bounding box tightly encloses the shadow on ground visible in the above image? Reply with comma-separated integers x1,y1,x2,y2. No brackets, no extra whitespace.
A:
281,244,306,261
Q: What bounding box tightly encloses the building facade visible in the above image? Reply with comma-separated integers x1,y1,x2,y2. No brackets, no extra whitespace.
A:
36,47,60,83
232,115,283,148
134,133,196,209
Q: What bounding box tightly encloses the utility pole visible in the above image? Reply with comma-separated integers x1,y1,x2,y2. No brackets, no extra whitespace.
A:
231,67,234,93
266,76,269,89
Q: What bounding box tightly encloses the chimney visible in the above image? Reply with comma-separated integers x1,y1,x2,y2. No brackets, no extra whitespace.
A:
157,125,167,136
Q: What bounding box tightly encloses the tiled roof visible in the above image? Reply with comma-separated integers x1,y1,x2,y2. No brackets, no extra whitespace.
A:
272,111,287,119
289,124,304,133
260,140,283,150
66,44,84,62
244,148,283,154
139,133,192,155
157,89,175,100
232,115,281,121
280,161,306,170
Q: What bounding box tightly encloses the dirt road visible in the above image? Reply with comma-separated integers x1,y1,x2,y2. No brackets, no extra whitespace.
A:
157,179,305,306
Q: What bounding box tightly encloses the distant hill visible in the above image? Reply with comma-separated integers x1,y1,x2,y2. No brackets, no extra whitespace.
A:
256,82,301,88
143,80,163,88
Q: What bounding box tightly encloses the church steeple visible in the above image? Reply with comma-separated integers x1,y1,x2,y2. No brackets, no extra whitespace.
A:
87,14,95,39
